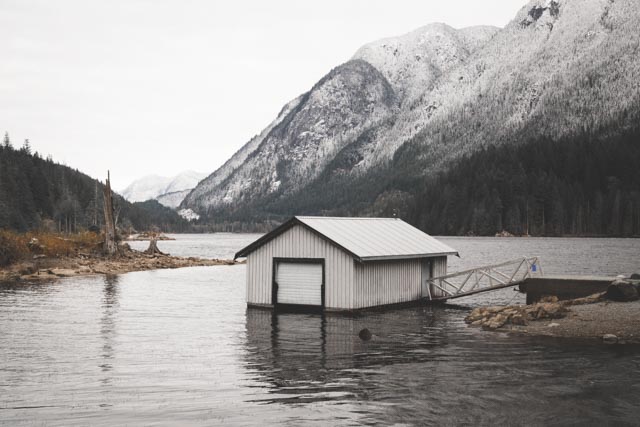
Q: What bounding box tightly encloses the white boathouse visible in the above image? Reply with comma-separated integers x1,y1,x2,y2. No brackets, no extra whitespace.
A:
234,216,458,311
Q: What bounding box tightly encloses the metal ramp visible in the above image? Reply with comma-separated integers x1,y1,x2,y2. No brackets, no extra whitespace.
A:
426,257,542,302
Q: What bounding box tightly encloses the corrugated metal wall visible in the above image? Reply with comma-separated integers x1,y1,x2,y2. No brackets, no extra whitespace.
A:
430,256,448,298
246,225,354,309
353,259,422,309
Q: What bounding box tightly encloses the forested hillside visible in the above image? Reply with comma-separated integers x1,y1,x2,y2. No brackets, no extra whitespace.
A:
408,127,640,237
203,121,640,237
0,134,190,233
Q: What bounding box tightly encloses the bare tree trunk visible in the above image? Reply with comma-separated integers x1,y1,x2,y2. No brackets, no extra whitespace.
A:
93,181,98,226
103,171,117,256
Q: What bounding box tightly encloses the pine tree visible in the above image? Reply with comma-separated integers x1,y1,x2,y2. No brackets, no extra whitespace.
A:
3,132,11,149
21,139,31,155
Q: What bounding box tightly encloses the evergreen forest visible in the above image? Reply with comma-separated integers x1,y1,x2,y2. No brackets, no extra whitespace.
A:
0,133,190,233
203,125,640,237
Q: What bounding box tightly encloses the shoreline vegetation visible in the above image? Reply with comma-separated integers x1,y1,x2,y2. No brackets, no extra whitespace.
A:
465,277,640,344
0,230,239,283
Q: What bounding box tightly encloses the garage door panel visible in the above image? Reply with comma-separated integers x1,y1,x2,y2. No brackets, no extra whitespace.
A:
276,262,323,306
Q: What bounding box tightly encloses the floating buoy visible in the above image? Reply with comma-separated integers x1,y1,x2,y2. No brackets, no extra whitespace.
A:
358,328,372,341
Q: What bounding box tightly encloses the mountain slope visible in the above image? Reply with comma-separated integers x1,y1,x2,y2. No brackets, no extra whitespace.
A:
184,0,640,236
353,23,498,106
184,59,398,212
182,95,304,208
122,171,205,205
156,189,192,209
391,0,640,173
183,23,492,214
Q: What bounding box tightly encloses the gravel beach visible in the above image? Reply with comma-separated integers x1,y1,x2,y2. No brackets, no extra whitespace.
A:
512,300,640,344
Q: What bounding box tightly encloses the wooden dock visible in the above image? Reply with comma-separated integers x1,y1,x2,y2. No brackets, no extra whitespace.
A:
518,275,615,304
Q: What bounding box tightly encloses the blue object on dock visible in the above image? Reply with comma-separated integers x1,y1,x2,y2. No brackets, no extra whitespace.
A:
531,264,537,272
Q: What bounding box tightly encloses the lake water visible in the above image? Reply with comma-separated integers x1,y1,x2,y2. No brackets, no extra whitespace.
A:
2,235,640,425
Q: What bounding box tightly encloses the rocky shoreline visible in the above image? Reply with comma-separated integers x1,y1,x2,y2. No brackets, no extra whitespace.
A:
0,248,240,283
465,277,640,344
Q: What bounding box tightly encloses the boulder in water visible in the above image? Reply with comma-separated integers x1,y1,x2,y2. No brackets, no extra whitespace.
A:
605,280,639,302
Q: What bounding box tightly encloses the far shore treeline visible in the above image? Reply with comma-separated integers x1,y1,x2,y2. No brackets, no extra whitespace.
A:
0,133,190,234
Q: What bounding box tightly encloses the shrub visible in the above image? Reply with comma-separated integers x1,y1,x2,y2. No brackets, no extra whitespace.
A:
69,231,103,249
24,231,102,257
0,230,29,267
0,230,103,266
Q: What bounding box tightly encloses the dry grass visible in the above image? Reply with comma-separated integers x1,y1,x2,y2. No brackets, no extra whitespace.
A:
0,230,29,266
0,230,103,267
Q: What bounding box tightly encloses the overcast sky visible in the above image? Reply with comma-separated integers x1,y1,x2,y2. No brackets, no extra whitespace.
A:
1,0,524,190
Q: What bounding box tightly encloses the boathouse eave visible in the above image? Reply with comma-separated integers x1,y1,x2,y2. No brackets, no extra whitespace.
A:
234,216,458,261
359,252,459,262
234,217,360,261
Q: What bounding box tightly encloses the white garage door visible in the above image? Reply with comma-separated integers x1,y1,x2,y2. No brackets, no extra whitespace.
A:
276,262,323,306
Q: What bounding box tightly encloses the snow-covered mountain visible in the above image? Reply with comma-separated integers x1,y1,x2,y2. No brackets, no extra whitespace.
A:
183,0,640,221
353,24,498,106
156,189,192,209
182,59,398,210
122,171,205,206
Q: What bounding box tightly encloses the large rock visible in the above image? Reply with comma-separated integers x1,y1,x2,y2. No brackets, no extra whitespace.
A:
605,280,639,302
532,302,568,319
465,297,574,330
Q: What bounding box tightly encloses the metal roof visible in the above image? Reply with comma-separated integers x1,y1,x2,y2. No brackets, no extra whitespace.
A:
235,216,458,261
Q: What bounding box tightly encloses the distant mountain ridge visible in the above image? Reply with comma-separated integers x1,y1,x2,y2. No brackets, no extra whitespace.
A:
122,171,205,207
183,0,640,236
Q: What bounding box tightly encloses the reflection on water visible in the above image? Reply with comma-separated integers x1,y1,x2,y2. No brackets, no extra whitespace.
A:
244,307,447,405
1,236,640,425
244,308,640,425
100,275,119,382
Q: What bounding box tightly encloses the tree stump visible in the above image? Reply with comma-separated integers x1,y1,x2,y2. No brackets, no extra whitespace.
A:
144,238,165,256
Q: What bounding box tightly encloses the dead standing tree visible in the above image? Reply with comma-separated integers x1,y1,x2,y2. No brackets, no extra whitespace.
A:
103,171,118,256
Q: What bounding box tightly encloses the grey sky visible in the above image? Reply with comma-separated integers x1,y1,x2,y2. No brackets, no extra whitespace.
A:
1,0,524,190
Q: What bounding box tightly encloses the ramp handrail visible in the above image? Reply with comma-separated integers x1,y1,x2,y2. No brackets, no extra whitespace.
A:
426,256,542,301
